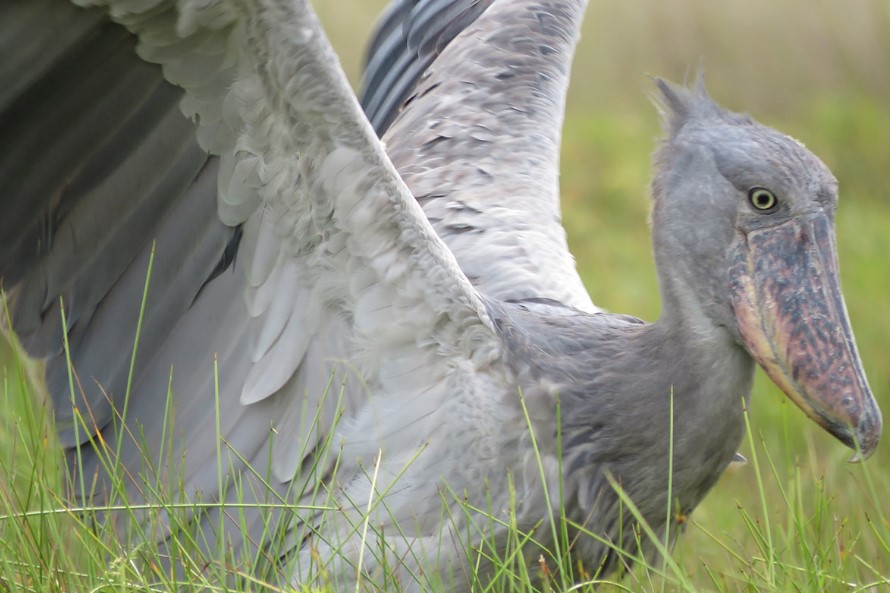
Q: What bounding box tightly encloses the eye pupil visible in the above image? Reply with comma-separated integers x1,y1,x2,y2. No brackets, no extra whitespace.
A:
748,187,777,212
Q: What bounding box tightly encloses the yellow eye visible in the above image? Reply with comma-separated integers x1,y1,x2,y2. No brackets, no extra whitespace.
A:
748,187,778,212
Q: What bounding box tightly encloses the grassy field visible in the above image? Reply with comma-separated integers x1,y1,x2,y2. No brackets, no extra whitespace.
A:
2,1,889,591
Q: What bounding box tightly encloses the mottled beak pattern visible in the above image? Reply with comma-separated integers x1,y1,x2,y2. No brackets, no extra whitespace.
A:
730,213,882,458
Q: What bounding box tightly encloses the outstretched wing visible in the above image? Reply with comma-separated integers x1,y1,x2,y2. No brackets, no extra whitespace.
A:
0,0,502,577
364,0,597,312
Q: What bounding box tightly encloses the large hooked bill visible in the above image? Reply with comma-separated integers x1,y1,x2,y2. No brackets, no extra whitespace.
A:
730,212,882,459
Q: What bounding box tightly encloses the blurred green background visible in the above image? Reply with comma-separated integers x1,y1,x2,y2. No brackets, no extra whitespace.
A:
317,0,890,585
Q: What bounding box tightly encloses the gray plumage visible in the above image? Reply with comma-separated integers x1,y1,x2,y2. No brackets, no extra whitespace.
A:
0,0,880,591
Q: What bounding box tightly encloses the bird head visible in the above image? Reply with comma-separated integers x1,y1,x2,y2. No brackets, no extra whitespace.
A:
649,77,882,459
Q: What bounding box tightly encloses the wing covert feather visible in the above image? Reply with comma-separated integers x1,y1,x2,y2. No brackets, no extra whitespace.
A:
361,0,494,134
371,0,598,312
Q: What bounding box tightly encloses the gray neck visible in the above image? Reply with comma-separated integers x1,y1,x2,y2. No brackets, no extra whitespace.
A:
490,295,756,571
652,243,756,438
493,297,756,490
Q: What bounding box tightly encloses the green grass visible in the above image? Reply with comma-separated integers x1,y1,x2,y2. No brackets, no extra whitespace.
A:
2,0,889,591
4,324,887,592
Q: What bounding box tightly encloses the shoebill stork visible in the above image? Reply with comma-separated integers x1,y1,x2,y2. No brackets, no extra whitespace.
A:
0,0,881,589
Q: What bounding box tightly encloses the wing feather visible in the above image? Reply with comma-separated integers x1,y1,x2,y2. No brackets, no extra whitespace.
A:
0,0,106,112
44,157,229,445
368,0,598,312
361,0,495,134
2,0,512,580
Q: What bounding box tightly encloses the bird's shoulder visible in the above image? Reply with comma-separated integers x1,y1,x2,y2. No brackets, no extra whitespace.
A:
487,298,645,354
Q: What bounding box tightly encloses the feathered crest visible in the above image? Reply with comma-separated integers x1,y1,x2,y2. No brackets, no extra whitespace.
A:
652,71,752,138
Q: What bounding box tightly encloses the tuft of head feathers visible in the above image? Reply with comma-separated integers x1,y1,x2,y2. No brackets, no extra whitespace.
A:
649,73,755,211
652,73,754,139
